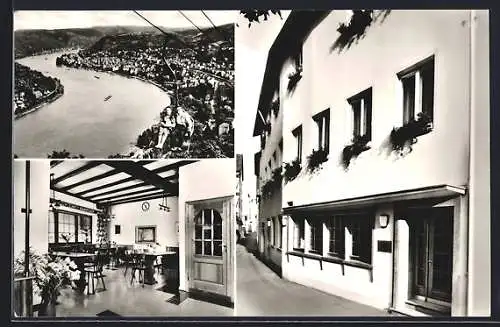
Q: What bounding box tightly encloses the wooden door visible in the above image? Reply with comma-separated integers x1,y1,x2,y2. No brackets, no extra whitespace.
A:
187,196,233,298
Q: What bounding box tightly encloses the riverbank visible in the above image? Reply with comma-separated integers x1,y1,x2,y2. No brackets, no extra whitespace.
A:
14,63,65,120
14,89,64,120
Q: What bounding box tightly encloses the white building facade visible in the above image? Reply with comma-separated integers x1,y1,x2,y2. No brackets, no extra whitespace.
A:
253,66,284,275
260,10,491,317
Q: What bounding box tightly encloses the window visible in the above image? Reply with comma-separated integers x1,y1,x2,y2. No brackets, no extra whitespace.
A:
274,216,282,248
292,125,303,162
136,226,156,243
398,56,435,124
349,213,373,264
78,215,92,243
115,225,121,235
48,211,55,243
49,211,93,244
292,216,305,251
313,109,330,154
194,209,223,257
308,218,323,254
58,212,76,243
348,88,372,141
327,216,345,258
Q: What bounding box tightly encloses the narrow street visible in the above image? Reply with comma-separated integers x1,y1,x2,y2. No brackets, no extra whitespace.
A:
236,239,393,316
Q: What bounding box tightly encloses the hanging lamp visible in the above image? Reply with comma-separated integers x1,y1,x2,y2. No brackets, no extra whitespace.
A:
158,192,170,212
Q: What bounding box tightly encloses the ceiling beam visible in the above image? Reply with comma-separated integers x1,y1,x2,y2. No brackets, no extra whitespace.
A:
86,173,179,200
105,161,174,190
57,166,122,192
52,186,97,204
74,160,192,197
52,161,102,185
101,191,169,206
50,160,63,168
92,187,160,203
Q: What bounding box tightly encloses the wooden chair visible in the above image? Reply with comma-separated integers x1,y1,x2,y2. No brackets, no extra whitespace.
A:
83,253,106,295
130,253,146,288
122,250,135,277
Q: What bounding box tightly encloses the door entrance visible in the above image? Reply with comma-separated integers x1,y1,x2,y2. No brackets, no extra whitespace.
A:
408,207,454,304
186,196,233,301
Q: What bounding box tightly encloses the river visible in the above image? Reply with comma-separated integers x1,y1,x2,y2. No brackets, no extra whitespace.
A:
13,52,171,158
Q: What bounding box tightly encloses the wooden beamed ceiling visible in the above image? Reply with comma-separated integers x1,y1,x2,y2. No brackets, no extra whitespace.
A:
50,160,196,206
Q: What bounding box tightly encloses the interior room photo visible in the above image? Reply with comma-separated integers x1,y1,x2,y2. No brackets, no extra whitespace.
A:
12,158,236,318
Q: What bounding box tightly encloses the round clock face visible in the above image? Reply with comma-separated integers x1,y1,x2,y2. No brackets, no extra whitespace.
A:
142,201,150,211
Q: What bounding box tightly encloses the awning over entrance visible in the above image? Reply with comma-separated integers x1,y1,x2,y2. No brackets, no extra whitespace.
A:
283,184,466,215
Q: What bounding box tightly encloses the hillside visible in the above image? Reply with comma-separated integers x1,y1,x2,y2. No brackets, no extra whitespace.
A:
14,23,234,58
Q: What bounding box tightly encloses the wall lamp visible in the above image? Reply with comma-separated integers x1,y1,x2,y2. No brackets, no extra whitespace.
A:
379,214,390,229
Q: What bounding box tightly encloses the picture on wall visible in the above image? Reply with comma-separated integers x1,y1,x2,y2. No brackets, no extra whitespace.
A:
136,225,156,243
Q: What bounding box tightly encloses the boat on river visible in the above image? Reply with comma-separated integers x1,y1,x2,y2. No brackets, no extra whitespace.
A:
104,95,112,101
94,76,100,79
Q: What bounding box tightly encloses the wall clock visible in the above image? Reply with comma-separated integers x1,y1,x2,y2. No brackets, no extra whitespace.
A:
142,201,150,211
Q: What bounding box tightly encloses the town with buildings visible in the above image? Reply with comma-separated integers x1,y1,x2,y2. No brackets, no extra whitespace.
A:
13,63,64,119
237,9,491,318
55,34,234,159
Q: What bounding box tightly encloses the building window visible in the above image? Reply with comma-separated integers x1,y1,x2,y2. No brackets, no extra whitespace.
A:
348,88,372,141
58,212,76,243
327,216,345,258
48,211,55,243
115,225,121,235
398,56,435,124
308,218,323,255
194,209,223,257
292,216,305,252
49,211,93,244
313,109,330,154
409,206,453,304
292,125,303,162
349,213,373,264
275,216,282,249
268,218,273,246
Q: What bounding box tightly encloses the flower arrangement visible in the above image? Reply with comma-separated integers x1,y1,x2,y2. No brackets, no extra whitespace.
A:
389,112,433,155
14,249,80,306
306,148,329,173
287,66,303,93
60,233,72,244
271,99,280,117
283,158,302,183
342,134,371,169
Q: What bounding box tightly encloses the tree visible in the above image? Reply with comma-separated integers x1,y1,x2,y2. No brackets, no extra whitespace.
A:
239,10,282,27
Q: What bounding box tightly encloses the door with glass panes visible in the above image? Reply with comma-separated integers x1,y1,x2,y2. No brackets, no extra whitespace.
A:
408,207,454,304
187,196,232,297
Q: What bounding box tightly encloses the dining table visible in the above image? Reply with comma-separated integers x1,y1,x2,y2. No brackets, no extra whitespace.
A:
50,251,96,293
143,251,176,285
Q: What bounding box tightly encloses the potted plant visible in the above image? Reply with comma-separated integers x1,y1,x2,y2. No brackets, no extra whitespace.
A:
342,134,371,169
306,148,329,173
271,99,280,117
389,112,433,155
14,249,81,317
287,66,303,92
283,158,301,183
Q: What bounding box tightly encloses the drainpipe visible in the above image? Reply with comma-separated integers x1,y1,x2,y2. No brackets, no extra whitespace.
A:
24,161,31,276
389,214,397,313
